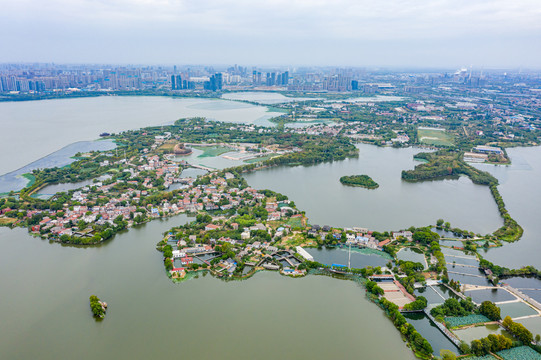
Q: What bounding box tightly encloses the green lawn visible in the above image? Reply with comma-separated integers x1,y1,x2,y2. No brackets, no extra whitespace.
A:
418,128,454,147
194,146,232,158
286,217,303,228
244,154,276,164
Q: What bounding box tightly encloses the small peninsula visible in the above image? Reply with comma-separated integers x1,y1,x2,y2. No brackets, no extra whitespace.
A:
340,175,379,189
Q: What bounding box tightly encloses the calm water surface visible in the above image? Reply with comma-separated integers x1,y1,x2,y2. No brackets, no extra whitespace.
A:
0,96,282,175
0,221,416,360
244,144,502,233
474,146,541,268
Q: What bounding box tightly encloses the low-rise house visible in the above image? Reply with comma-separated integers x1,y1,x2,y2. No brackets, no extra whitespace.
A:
205,224,220,231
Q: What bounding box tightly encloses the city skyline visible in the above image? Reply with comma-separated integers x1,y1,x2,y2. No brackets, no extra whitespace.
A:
1,0,540,68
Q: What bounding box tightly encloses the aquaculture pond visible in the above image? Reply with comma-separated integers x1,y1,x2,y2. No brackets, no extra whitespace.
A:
305,247,391,269
448,273,492,287
453,323,511,343
516,316,541,336
464,289,517,304
446,263,483,276
498,302,538,319
502,277,541,303
414,285,457,305
439,240,464,248
402,312,459,356
441,248,477,258
396,248,427,269
444,255,480,267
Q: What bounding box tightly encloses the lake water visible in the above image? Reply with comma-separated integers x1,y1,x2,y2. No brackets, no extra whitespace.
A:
37,175,112,196
244,144,502,233
222,92,320,104
0,224,416,360
0,96,282,175
473,146,541,268
2,96,541,358
327,95,406,103
0,140,116,193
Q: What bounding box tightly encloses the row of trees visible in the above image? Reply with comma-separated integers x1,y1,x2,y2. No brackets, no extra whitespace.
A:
469,334,513,356
365,280,384,296
430,298,476,318
379,297,433,356
490,184,524,242
401,150,498,186
403,296,428,311
503,316,534,345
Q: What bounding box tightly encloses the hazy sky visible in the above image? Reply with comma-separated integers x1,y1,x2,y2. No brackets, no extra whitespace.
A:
1,0,540,68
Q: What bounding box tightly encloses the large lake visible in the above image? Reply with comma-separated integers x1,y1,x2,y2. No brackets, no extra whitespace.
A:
0,96,282,175
2,95,541,358
474,146,541,268
244,144,502,234
0,222,415,360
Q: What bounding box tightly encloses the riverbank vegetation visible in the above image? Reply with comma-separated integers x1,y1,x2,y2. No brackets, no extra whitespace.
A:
378,297,434,358
402,150,523,243
339,174,379,189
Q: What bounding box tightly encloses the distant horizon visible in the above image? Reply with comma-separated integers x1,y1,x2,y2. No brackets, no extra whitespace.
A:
1,62,540,73
1,0,540,68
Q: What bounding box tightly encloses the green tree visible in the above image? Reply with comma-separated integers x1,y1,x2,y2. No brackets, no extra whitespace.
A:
440,349,456,360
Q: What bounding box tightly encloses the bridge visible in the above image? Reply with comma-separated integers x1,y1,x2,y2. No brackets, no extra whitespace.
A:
423,308,462,348
447,271,485,278
190,164,215,172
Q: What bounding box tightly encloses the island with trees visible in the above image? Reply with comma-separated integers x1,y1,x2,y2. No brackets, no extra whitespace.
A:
89,295,107,319
339,174,379,189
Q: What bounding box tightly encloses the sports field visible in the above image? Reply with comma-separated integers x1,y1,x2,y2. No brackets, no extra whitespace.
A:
418,127,454,147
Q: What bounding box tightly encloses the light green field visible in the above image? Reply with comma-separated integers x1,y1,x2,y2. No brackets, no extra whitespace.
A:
244,154,276,164
418,128,454,147
286,217,303,228
194,146,232,158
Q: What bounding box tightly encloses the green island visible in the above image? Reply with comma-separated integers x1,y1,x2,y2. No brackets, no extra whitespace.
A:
401,149,523,242
1,96,540,359
89,295,107,319
339,174,379,189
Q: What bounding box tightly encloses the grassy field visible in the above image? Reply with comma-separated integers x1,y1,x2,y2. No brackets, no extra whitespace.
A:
286,216,303,228
0,217,17,226
244,154,276,164
194,146,232,158
418,128,454,147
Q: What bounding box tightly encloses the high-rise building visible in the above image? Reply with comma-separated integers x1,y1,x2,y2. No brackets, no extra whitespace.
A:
204,73,223,91
282,71,289,85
